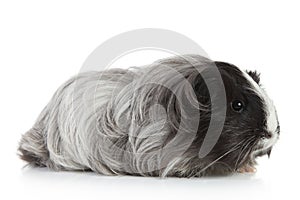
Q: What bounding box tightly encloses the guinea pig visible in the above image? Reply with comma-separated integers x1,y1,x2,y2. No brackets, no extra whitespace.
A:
18,54,280,177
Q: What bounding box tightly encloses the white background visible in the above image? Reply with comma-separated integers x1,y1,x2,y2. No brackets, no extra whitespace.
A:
0,0,299,200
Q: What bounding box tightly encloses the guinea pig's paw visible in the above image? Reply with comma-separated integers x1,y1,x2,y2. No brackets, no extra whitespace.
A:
237,164,257,173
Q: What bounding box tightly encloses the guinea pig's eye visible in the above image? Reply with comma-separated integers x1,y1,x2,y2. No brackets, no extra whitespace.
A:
231,100,244,113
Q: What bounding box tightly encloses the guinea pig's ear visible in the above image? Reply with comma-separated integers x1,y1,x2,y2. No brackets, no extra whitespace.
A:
246,70,261,85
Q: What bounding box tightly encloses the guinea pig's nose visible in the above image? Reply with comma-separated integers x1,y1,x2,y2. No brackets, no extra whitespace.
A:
262,131,272,139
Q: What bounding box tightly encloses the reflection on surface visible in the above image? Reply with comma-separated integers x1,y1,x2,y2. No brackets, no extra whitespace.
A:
20,167,265,191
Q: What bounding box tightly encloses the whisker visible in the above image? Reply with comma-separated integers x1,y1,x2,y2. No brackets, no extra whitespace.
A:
197,138,248,175
234,136,256,170
238,140,257,166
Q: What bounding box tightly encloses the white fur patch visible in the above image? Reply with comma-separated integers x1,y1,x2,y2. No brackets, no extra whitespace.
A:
242,71,279,148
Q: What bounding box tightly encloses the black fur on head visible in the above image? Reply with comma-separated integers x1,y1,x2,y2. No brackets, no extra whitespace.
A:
175,61,279,177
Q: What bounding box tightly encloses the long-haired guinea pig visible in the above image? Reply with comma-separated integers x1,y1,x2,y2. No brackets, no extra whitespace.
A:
18,54,280,177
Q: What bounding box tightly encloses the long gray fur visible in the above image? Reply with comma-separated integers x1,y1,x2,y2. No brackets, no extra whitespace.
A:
18,55,221,177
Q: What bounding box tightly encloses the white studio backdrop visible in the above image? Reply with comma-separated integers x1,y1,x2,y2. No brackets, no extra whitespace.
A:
0,1,299,200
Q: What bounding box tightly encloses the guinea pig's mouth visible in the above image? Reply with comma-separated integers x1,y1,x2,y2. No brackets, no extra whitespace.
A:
253,146,273,158
252,134,279,158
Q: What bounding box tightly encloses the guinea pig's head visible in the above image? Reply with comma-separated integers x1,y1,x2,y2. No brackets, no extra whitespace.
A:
188,61,280,175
